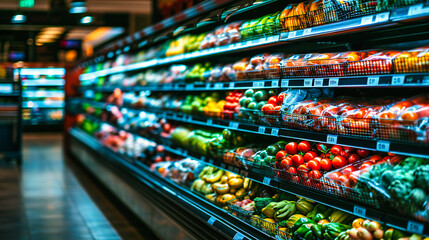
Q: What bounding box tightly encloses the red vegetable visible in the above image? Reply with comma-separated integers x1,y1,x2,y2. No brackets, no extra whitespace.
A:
298,141,312,153
285,142,298,155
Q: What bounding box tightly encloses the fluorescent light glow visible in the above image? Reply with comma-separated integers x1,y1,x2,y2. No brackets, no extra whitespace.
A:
37,39,55,43
42,27,65,32
12,14,26,23
38,34,60,39
70,6,86,13
80,16,93,24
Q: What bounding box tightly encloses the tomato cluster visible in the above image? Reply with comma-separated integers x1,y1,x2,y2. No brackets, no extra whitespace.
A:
274,141,373,181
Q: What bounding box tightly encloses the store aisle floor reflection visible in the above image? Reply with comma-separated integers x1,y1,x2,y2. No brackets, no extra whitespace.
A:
19,133,150,240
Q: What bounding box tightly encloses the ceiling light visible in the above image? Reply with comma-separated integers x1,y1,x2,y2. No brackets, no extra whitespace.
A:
11,14,26,23
80,16,93,24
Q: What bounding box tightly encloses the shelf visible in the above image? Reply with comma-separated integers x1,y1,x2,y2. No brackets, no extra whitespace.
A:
80,72,429,93
70,123,429,237
83,102,429,158
22,79,65,87
79,4,429,81
23,101,64,108
23,90,64,98
69,127,273,240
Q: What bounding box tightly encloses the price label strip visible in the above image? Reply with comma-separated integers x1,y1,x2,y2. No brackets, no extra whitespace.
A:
207,217,216,225
271,128,279,136
263,177,271,185
271,80,279,87
288,31,297,38
376,140,390,152
258,126,266,134
329,78,339,86
391,75,405,85
367,77,380,86
304,79,313,87
229,82,235,88
353,205,366,217
303,28,312,35
281,79,289,87
229,122,239,129
233,232,245,240
253,81,265,88
326,134,338,144
314,78,324,87
407,221,424,234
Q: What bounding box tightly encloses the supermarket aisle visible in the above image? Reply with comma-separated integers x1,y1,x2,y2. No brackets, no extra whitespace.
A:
0,133,154,240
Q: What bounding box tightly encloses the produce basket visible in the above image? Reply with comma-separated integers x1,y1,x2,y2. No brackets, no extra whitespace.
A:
280,62,346,78
260,112,282,127
276,228,292,240
250,216,278,236
227,194,254,222
238,108,263,125
241,157,275,177
279,5,338,32
394,55,429,73
240,21,281,40
244,69,281,80
373,118,429,143
346,59,393,76
274,167,383,208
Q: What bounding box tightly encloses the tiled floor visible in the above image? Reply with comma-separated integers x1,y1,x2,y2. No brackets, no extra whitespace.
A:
0,133,156,240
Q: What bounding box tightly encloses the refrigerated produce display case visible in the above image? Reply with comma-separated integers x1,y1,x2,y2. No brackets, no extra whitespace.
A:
0,65,22,163
67,0,429,239
20,68,65,130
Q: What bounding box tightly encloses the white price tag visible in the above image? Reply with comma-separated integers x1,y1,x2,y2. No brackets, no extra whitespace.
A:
263,177,271,185
303,28,312,35
376,140,390,152
326,134,338,144
288,31,297,38
229,82,235,88
271,128,279,136
314,78,324,87
221,163,226,169
174,84,181,90
367,77,379,86
329,78,339,86
281,79,289,87
267,35,279,42
392,75,405,85
375,12,390,23
258,126,266,133
182,150,188,155
259,37,266,43
201,156,206,161
407,221,424,234
209,159,214,164
253,81,265,88
361,16,373,25
228,44,235,49
205,83,211,89
290,55,300,60
229,122,239,129
207,119,213,125
304,79,313,87
207,217,216,225
408,4,423,16
304,54,313,59
185,84,194,90
233,232,244,240
271,80,279,87
353,205,366,217
214,83,223,89
236,42,242,48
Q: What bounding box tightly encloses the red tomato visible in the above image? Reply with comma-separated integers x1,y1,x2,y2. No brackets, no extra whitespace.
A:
332,156,347,169
328,172,342,181
292,154,304,166
330,145,343,155
280,158,292,169
278,93,286,105
276,150,287,161
338,174,350,184
297,164,310,173
348,153,361,164
261,104,274,115
304,151,318,162
340,150,351,159
298,141,312,153
320,152,331,159
317,143,330,153
307,160,321,171
387,152,396,156
287,167,297,174
320,158,332,171
368,155,383,163
342,166,357,175
309,170,322,179
359,162,373,170
356,149,370,158
226,96,234,102
273,105,281,115
343,146,356,153
285,142,298,155
268,96,278,106
313,157,322,162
